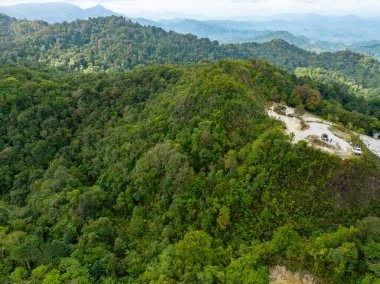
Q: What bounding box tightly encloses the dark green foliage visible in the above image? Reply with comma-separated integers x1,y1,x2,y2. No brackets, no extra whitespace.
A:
0,60,379,283
1,14,380,100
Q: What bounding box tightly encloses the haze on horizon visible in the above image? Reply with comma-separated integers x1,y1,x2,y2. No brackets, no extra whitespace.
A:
0,0,379,19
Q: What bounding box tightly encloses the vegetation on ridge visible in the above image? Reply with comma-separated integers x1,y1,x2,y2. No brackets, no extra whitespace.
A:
1,14,380,99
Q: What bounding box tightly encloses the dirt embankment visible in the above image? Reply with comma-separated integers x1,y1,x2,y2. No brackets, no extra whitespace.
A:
269,266,320,284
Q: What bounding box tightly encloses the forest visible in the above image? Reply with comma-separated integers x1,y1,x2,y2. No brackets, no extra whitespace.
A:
1,12,380,284
0,59,380,283
1,14,380,99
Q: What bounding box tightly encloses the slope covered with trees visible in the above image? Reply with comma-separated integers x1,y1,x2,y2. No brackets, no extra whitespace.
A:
0,59,380,283
1,14,380,99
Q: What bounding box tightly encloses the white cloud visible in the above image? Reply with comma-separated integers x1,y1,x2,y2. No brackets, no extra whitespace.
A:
290,0,323,3
230,0,268,2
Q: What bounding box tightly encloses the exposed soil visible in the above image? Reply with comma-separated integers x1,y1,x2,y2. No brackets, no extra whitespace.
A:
361,135,380,157
269,266,320,284
268,104,380,159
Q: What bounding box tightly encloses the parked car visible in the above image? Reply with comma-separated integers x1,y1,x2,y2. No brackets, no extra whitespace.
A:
321,133,329,143
353,146,362,156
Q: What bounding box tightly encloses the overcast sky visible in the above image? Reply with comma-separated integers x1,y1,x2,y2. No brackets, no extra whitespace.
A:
0,0,379,18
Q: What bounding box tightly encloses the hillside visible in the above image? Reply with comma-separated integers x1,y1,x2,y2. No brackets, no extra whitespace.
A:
0,60,380,283
0,14,380,100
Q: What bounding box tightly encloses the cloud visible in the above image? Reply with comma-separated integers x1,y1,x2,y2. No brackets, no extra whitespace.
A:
229,0,322,6
230,0,267,2
230,0,323,2
290,0,323,3
0,0,134,2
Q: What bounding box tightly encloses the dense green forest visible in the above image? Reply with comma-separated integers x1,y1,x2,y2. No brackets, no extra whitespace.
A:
0,59,380,283
1,12,380,284
1,14,380,99
295,67,380,99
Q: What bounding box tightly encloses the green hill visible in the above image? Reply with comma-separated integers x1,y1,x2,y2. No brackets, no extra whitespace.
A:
0,60,380,283
1,15,380,97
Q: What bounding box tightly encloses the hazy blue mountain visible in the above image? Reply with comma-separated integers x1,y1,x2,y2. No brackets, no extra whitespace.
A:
133,18,334,53
239,14,380,44
137,17,380,59
125,11,206,20
0,2,121,23
152,15,380,45
349,41,380,61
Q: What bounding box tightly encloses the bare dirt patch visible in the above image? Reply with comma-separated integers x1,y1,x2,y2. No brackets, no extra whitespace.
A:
308,135,335,149
361,135,380,157
269,266,320,284
267,105,362,158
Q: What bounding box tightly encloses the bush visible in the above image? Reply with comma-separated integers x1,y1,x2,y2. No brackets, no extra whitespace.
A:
10,266,28,282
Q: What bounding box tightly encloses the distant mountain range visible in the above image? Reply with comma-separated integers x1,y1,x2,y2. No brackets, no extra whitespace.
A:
136,18,329,53
137,17,380,59
1,13,379,99
0,2,121,23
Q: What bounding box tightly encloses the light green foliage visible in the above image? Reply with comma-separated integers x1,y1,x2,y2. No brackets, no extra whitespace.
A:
31,265,48,283
42,269,61,284
10,266,28,282
269,226,301,258
226,244,269,284
142,231,226,283
59,257,91,283
217,206,231,231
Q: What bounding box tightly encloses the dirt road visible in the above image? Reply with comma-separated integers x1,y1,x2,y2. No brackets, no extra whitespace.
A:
268,105,380,158
361,135,380,157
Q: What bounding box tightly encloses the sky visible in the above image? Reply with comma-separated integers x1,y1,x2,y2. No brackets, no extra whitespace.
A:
0,0,379,19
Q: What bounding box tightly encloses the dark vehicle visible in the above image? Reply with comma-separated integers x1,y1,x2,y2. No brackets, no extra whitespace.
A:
321,133,329,142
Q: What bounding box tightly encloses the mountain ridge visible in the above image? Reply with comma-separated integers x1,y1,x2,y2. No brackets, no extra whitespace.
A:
0,2,121,23
0,14,379,99
0,3,379,60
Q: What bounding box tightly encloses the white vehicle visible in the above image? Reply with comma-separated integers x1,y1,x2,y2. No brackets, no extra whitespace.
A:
353,146,362,156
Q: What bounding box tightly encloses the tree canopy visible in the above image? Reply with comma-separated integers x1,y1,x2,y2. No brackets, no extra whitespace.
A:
0,60,379,283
